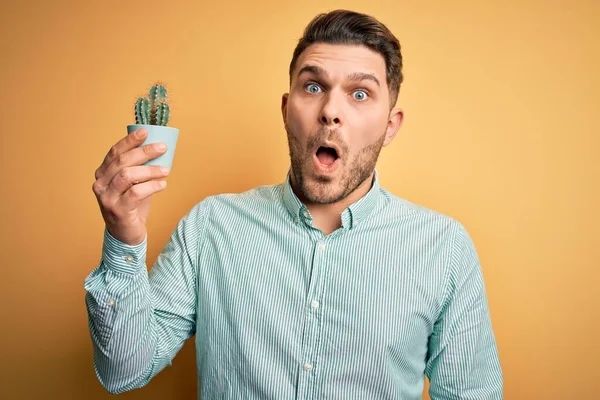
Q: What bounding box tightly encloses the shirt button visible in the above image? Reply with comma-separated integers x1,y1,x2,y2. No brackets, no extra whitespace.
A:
318,242,326,251
303,362,312,371
107,299,115,307
303,210,310,218
311,300,320,309
124,255,134,263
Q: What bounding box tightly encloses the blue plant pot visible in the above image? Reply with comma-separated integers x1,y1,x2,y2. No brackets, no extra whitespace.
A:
127,124,179,169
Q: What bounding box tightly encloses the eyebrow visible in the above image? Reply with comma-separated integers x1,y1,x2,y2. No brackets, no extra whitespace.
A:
297,64,380,87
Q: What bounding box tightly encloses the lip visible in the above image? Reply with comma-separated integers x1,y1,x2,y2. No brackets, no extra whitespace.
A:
315,141,342,159
312,151,341,174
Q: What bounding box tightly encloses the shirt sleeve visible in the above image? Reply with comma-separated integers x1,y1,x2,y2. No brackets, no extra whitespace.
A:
84,199,209,394
425,223,503,399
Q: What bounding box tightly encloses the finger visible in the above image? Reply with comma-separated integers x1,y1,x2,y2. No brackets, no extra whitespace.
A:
95,165,168,217
115,179,168,214
104,165,170,201
95,142,168,195
95,128,148,180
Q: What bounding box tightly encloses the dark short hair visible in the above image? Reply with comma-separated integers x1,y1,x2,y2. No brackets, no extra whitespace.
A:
289,9,404,108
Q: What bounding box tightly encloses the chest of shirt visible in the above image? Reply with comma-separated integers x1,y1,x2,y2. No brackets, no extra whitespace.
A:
193,214,446,363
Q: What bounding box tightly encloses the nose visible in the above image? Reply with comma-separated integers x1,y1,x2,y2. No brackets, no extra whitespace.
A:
319,92,343,126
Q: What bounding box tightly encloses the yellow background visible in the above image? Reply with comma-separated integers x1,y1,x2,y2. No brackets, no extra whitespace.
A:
1,0,598,398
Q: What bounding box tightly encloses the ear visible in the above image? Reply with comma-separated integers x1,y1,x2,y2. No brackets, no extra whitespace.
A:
281,93,289,125
382,107,404,147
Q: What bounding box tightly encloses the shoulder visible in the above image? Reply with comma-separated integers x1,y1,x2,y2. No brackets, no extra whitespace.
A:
183,182,283,222
209,182,282,211
377,187,467,236
376,187,478,267
378,188,482,307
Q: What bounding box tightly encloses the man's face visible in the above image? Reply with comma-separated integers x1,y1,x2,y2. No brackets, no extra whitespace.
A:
282,43,403,205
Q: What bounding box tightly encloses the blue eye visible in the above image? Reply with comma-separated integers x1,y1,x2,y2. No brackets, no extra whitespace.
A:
353,90,368,101
306,83,322,94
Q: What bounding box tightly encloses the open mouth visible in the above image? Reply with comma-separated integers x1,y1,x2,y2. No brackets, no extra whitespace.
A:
316,146,339,166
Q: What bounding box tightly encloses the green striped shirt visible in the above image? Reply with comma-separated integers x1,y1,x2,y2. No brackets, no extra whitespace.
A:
84,168,503,399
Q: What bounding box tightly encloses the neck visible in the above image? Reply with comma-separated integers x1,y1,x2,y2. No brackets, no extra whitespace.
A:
290,170,375,235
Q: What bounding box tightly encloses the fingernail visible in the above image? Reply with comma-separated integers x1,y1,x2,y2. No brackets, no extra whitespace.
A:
156,143,166,151
161,167,170,174
135,129,145,138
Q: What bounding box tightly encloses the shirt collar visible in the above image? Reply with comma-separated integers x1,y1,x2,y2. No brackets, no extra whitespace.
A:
281,167,381,229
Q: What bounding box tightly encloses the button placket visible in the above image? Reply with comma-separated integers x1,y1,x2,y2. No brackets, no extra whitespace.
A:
298,238,330,396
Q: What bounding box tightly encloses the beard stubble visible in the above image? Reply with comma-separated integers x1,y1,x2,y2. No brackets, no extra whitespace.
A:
285,123,386,204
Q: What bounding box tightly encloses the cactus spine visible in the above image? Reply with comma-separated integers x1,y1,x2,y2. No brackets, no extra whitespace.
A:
155,101,170,125
135,97,150,124
134,83,170,126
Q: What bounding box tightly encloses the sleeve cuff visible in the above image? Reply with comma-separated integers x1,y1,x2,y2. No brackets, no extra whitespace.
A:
101,227,147,275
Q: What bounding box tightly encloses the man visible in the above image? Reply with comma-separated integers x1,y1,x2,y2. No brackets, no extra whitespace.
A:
86,9,503,399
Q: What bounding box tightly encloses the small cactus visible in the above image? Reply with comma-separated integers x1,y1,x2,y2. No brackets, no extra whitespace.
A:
155,101,170,126
135,97,150,124
135,83,171,126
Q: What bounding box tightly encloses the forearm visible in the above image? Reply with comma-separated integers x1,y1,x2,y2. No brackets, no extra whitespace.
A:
85,203,204,393
84,229,172,394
